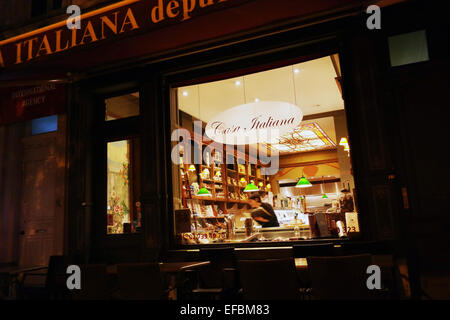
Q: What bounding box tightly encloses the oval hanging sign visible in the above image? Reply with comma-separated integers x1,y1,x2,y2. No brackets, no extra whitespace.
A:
205,101,303,145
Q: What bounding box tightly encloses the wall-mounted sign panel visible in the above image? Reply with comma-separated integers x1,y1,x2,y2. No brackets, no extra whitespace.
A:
0,83,66,125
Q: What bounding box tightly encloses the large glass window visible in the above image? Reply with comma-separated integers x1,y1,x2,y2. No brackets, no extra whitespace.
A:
171,54,359,245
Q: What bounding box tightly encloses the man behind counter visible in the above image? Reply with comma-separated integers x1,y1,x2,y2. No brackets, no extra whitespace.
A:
248,194,280,228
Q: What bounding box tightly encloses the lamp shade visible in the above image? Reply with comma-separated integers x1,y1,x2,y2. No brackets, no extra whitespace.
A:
295,176,312,188
322,194,329,199
244,182,259,192
197,187,212,197
188,165,196,172
339,137,348,146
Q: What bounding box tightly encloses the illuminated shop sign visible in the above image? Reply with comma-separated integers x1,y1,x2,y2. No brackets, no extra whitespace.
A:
205,101,303,145
0,0,233,68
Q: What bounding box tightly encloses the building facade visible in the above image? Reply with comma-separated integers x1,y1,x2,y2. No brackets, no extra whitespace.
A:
0,0,449,299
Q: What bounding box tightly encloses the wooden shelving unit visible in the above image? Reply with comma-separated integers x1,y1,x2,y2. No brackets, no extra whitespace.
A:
179,141,271,216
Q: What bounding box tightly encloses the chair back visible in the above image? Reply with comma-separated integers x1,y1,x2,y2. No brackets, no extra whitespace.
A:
238,258,301,300
199,247,236,269
117,263,165,300
199,247,236,288
307,254,374,300
72,264,108,300
292,243,334,258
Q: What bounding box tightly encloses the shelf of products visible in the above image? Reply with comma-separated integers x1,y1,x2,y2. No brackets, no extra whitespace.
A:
179,144,271,215
177,141,277,244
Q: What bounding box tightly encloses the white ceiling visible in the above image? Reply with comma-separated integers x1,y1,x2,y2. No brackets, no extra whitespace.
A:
177,55,344,123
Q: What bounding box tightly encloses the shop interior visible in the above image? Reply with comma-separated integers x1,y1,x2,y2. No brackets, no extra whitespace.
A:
171,54,359,245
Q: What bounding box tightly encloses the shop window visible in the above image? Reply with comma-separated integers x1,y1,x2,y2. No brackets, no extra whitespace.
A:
31,115,58,135
105,92,140,121
107,138,141,234
171,54,359,246
388,30,429,67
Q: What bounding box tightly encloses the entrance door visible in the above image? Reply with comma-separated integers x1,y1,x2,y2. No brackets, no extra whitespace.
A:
19,133,63,267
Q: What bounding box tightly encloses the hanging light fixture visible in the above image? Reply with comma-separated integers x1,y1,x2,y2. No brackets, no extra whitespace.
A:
296,169,312,188
339,137,350,155
188,165,196,172
321,176,328,198
197,187,212,197
295,176,312,188
244,182,259,192
339,137,348,146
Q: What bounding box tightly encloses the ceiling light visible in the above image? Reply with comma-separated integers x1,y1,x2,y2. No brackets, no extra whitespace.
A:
197,187,212,197
244,182,259,192
295,176,312,188
254,98,259,102
183,91,188,96
235,80,241,86
310,139,326,146
339,137,348,146
271,144,291,151
300,130,316,139
294,69,300,74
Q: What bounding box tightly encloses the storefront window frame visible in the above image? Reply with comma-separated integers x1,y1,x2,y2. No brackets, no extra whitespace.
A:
160,37,365,249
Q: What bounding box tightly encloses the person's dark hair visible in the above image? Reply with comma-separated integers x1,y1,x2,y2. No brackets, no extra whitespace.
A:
249,194,262,203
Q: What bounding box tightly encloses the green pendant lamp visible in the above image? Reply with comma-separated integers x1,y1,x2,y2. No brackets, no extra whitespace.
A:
295,176,312,188
244,182,259,192
321,176,328,198
197,187,212,197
